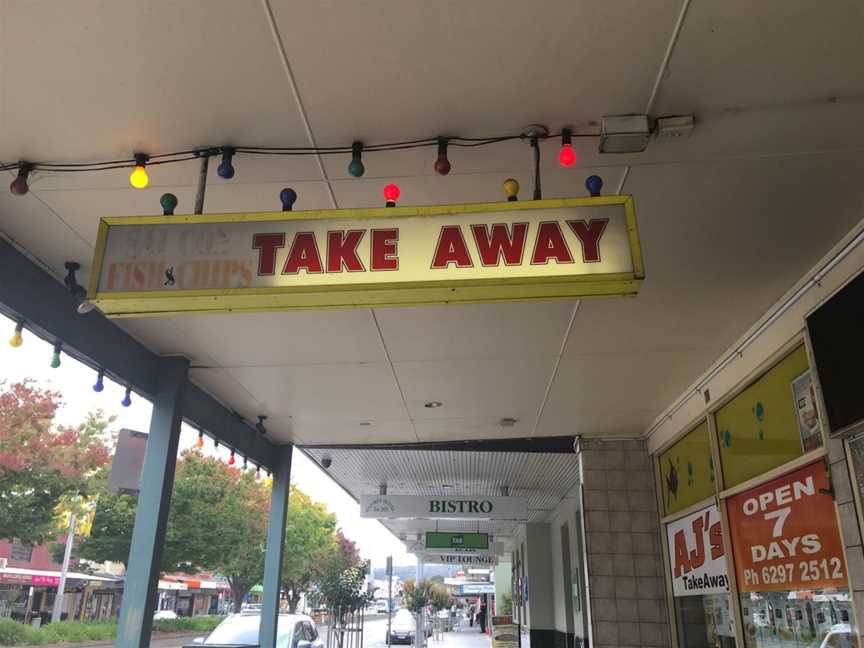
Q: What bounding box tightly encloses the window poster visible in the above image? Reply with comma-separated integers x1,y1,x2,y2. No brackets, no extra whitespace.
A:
791,370,822,452
667,504,730,596
726,461,847,592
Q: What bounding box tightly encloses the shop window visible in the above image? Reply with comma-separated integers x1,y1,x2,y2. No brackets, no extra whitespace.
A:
666,503,735,647
726,461,854,648
716,345,822,488
660,421,714,515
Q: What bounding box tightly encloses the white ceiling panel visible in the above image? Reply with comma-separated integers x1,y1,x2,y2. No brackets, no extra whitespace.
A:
374,301,576,363
414,417,534,443
290,418,417,446
656,0,864,114
0,1,308,161
227,362,409,423
270,0,680,142
394,356,554,421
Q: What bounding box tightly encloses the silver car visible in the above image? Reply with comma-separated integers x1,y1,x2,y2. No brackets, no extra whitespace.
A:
191,613,324,648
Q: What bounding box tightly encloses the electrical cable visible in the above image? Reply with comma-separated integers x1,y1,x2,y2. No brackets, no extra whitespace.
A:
1,130,600,175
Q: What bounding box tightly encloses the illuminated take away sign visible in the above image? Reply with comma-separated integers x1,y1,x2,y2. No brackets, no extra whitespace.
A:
359,494,528,520
89,197,642,316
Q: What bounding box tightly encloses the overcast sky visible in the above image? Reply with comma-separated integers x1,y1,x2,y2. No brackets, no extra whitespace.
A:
0,312,414,568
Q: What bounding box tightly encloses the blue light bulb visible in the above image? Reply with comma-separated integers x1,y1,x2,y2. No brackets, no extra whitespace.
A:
121,387,132,407
93,370,105,392
586,175,603,197
280,188,297,212
217,148,235,180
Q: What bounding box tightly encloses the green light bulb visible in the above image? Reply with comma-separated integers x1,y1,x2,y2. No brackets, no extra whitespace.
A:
348,159,365,178
51,351,61,368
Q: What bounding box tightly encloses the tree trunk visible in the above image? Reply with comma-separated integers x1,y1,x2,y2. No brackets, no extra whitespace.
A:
230,582,248,613
288,589,301,613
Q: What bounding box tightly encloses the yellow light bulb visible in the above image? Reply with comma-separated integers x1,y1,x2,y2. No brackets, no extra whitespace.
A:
503,178,519,201
9,331,22,348
130,165,149,189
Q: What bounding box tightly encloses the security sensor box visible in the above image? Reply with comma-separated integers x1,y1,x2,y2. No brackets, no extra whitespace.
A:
655,115,695,141
599,114,651,153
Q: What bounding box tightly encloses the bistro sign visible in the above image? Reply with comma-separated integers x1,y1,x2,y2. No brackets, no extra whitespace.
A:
359,494,528,520
89,197,643,316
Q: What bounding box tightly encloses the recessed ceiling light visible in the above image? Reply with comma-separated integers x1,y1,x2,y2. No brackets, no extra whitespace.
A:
424,401,443,408
442,484,454,489
500,417,518,427
359,421,372,426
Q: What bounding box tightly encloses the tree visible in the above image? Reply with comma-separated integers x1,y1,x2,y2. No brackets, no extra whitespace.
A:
402,578,434,614
0,382,111,544
280,487,338,613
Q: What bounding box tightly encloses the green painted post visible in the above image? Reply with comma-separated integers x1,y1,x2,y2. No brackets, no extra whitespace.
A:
114,357,189,648
259,444,293,648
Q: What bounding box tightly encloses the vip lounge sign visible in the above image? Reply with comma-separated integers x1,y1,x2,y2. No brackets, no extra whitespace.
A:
667,504,729,596
727,461,847,592
429,554,499,566
89,197,642,316
359,494,528,520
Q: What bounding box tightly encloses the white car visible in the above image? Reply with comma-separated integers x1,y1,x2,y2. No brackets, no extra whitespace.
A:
153,609,177,620
193,613,324,648
376,599,390,613
819,624,854,648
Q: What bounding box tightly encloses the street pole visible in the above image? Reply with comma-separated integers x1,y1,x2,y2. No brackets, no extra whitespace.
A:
51,509,76,623
386,556,393,645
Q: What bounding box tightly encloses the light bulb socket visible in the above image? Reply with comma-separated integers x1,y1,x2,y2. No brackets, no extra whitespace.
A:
14,321,24,336
561,128,573,146
134,153,149,168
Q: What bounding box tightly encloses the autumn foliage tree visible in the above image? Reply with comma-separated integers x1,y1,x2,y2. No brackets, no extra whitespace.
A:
0,381,111,544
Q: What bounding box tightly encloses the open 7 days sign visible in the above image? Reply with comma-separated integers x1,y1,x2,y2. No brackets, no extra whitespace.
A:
88,196,642,316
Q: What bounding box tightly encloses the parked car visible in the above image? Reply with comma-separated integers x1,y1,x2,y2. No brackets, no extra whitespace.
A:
386,609,432,645
154,609,178,620
191,613,323,648
376,599,390,613
240,602,263,615
818,624,855,648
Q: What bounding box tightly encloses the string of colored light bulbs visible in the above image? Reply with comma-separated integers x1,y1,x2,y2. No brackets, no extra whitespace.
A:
2,129,593,194
8,323,270,478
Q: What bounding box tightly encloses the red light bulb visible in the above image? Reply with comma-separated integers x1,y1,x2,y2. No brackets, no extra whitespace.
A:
383,183,400,205
558,128,576,168
228,450,235,466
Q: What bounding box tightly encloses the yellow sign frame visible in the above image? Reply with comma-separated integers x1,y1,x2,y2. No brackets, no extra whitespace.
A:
89,196,644,317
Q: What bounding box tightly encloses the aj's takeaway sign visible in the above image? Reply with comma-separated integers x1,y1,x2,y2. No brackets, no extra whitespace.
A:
359,494,528,520
89,197,642,316
667,504,729,597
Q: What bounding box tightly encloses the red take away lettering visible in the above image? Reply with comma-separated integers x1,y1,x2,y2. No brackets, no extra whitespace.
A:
673,529,691,577
252,233,286,275
567,219,608,263
470,223,528,266
327,230,365,272
531,222,573,264
431,225,473,269
371,229,399,271
689,516,706,569
283,232,323,274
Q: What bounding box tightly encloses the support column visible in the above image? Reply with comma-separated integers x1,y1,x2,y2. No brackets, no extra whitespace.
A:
259,444,293,648
115,357,189,648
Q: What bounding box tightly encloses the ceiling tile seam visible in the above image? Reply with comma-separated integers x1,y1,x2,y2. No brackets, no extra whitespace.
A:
260,0,338,210
8,184,94,253
370,309,421,443
529,300,580,438
619,0,692,195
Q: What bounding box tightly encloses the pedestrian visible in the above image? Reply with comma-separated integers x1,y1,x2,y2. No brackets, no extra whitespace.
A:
478,601,487,634
469,604,475,627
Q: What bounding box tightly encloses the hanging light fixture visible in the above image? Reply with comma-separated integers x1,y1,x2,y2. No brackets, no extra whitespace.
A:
217,147,236,179
383,183,400,207
8,321,24,348
10,163,33,196
558,128,577,167
160,193,178,216
50,342,62,368
280,188,297,212
196,430,204,449
129,154,150,189
434,138,451,175
93,369,105,392
228,449,236,466
348,142,365,177
121,386,132,407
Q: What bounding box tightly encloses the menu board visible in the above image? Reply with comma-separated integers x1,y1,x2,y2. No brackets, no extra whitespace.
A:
727,461,847,592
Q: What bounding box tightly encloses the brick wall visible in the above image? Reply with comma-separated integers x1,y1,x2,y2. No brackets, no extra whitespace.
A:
577,438,671,648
